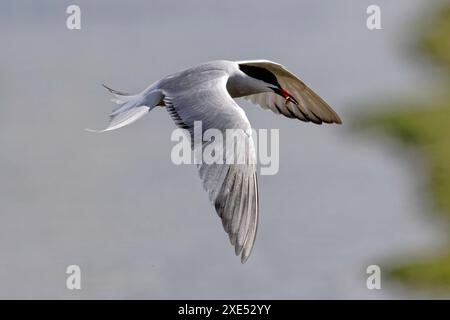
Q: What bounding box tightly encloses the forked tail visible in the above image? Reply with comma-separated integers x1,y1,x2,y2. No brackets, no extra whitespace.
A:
86,84,163,132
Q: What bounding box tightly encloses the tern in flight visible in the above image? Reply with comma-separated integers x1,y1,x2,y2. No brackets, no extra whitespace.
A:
91,60,341,263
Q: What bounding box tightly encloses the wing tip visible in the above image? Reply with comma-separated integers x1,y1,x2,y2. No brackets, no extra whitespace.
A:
240,253,250,264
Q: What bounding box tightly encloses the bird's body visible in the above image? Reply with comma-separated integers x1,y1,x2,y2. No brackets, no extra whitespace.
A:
92,59,341,263
154,60,267,99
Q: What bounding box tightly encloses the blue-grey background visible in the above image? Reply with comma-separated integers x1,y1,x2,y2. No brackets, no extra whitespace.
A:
0,0,445,299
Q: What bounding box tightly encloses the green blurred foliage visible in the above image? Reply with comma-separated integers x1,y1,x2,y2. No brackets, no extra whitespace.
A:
365,2,450,290
372,100,450,214
419,4,450,69
388,253,450,290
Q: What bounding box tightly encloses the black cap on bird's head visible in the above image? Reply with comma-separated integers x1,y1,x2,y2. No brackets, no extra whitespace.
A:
238,64,280,88
238,63,298,105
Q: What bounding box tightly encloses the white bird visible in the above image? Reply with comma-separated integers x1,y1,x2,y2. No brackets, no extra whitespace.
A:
91,60,341,263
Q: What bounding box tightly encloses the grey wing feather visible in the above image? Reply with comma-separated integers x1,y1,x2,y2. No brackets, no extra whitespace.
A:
241,61,342,124
162,72,259,263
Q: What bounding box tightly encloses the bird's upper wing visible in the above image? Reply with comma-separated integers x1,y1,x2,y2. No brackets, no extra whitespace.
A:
242,60,342,124
163,71,258,263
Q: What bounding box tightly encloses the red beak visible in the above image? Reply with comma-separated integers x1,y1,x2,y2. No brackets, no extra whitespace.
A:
278,88,298,105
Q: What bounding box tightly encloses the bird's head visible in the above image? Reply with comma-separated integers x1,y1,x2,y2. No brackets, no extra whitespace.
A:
238,62,298,105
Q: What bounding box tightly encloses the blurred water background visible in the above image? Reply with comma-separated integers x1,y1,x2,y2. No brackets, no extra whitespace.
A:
0,0,446,298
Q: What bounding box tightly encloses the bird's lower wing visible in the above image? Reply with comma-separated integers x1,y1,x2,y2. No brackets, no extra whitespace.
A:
163,73,259,263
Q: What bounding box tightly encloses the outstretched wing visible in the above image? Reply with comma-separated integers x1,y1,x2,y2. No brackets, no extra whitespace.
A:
163,71,259,263
240,60,342,124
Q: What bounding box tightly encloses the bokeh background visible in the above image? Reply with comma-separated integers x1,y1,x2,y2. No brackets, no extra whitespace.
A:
0,0,448,299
